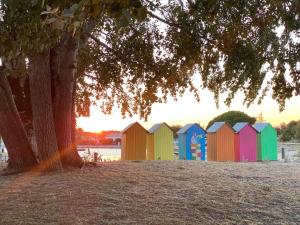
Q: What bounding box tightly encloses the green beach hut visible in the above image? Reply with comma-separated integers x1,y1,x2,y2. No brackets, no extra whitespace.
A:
147,123,174,160
253,123,278,161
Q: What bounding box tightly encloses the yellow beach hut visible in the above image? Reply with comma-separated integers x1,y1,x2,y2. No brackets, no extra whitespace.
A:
121,122,148,160
147,123,174,160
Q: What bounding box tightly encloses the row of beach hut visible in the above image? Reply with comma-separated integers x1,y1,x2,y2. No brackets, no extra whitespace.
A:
121,122,277,162
121,122,174,161
207,122,277,161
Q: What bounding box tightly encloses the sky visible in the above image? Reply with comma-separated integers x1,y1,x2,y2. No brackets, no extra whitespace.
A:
77,82,300,132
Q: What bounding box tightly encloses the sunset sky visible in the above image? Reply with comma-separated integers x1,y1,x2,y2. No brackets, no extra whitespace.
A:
77,74,300,132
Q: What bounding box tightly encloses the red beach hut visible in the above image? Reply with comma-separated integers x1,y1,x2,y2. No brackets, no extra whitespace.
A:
233,122,257,162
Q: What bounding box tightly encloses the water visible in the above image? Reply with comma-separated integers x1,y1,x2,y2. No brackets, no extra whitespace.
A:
0,140,7,162
1,146,122,162
0,153,8,162
78,147,121,162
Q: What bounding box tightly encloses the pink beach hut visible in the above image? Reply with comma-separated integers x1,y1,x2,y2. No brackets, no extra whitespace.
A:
233,122,257,162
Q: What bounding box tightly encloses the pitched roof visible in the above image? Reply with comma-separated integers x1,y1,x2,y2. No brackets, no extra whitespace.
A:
177,124,193,134
122,122,148,133
148,123,173,134
253,123,270,132
148,123,163,134
122,123,134,133
207,122,225,133
233,122,248,132
177,123,205,134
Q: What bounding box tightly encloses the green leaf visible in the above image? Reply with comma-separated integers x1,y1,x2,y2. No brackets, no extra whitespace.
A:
31,0,38,7
41,7,59,15
137,7,147,21
63,9,73,17
92,5,100,18
45,17,56,24
92,0,101,4
51,19,65,30
70,3,79,14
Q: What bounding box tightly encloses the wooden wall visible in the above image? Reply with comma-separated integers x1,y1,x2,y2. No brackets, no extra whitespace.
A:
121,123,147,160
153,124,174,160
207,133,217,161
216,124,235,161
207,124,235,161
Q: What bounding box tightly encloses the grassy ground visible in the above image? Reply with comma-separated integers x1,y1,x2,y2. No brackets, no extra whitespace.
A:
0,161,300,225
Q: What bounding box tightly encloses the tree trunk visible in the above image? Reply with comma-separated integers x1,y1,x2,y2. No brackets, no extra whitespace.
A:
29,51,62,171
71,85,78,160
52,34,82,168
0,69,37,171
7,76,40,161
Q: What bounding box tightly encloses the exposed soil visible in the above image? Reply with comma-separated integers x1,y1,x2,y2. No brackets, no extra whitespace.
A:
0,161,300,225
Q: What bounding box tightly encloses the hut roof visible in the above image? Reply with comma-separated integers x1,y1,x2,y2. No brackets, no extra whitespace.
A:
148,123,173,134
253,123,270,132
122,122,148,133
177,123,205,134
148,123,162,133
122,123,134,133
207,122,226,133
233,122,248,132
177,124,194,134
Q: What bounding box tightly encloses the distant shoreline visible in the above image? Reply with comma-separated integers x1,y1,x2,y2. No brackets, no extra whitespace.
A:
77,145,121,149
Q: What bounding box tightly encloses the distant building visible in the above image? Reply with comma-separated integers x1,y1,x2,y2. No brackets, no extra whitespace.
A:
105,132,122,142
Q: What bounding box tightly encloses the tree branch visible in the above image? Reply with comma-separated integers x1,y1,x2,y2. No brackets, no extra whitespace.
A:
187,0,195,7
88,34,136,68
89,34,114,52
83,74,99,82
147,11,179,28
178,0,184,9
147,10,216,47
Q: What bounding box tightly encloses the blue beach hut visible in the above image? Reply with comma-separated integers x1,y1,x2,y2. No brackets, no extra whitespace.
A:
177,123,206,160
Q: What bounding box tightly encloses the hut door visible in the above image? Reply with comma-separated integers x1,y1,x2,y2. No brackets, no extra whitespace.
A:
191,133,202,160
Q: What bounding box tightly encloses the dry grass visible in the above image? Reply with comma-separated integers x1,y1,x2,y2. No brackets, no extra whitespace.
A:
0,161,300,225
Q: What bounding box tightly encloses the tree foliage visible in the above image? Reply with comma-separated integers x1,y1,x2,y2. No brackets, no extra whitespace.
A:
206,111,256,129
1,0,299,119
278,120,300,142
76,0,300,118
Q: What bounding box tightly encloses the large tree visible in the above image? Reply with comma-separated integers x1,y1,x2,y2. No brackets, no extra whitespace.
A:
206,111,256,129
0,0,299,172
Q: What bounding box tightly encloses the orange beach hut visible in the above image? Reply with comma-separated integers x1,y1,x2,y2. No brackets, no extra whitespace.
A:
207,122,235,161
121,122,148,160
